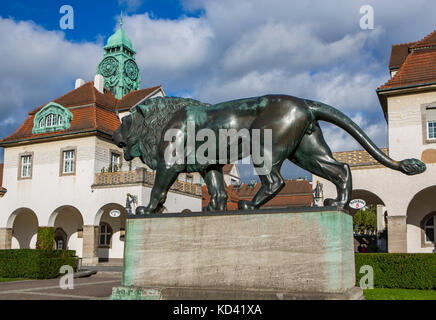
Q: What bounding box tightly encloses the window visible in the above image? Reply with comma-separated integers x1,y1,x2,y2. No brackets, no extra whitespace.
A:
424,216,435,243
428,121,436,140
99,223,112,247
32,102,73,134
110,152,121,172
62,150,75,174
21,155,32,178
46,114,57,127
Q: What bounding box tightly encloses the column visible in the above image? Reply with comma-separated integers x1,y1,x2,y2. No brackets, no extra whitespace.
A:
0,228,12,249
387,215,407,253
376,205,386,232
82,225,99,265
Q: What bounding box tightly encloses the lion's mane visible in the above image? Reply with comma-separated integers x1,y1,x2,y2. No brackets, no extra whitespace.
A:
132,97,210,169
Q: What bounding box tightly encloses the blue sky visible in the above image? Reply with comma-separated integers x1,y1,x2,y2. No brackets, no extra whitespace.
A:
1,1,197,42
1,0,436,181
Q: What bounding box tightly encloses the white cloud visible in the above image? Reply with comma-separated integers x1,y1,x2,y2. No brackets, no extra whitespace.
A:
123,13,214,84
0,17,101,135
118,0,144,13
2,0,436,175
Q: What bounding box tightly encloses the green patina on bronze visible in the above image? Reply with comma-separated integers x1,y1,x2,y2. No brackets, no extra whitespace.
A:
32,102,73,134
96,14,140,99
113,95,426,215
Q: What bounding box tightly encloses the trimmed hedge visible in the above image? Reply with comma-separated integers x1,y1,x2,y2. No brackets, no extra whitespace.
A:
36,227,55,250
0,249,77,279
355,253,436,290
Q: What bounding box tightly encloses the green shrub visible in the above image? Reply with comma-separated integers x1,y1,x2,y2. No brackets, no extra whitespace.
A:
355,253,436,290
36,227,55,250
0,249,77,279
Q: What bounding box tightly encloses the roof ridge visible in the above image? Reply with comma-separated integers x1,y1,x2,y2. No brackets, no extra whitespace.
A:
412,29,436,48
119,85,162,102
29,81,95,115
333,147,388,153
392,41,417,47
379,50,416,89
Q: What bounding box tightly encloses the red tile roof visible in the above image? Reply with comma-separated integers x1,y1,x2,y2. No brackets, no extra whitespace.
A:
0,105,120,144
231,180,312,208
202,179,313,210
379,30,436,90
0,82,162,145
380,48,436,90
388,42,415,70
116,85,162,110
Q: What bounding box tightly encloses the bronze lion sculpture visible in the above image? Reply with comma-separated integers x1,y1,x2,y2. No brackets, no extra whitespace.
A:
113,95,426,214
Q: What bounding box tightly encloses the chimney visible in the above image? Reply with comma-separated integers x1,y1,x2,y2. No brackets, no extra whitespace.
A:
75,78,85,89
94,74,104,93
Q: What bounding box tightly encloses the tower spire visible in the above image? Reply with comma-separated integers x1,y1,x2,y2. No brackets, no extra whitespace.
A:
96,11,141,99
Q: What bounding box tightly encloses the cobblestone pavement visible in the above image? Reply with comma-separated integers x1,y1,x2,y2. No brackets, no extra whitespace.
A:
0,273,121,300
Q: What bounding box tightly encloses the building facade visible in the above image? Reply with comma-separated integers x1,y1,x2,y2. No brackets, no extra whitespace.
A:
0,20,203,265
314,30,436,253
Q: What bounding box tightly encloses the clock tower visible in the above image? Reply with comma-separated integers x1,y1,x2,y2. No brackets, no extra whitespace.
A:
96,14,141,99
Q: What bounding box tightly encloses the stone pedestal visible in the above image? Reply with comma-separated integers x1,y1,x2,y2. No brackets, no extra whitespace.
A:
112,207,363,300
387,216,407,253
82,225,99,266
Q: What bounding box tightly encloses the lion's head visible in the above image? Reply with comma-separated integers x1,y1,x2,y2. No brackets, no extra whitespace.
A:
112,97,209,170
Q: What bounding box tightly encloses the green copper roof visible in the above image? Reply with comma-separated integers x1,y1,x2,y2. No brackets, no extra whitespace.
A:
105,14,134,51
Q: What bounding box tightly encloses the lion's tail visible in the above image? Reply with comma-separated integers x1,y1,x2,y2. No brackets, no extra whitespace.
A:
308,100,426,175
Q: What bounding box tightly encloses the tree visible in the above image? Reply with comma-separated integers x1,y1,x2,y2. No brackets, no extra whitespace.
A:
353,205,377,235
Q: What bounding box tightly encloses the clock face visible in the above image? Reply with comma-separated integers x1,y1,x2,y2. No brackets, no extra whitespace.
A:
99,57,119,77
125,60,139,81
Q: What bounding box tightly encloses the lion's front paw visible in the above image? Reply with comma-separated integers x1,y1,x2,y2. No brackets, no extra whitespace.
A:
323,198,346,210
135,206,153,215
238,200,256,211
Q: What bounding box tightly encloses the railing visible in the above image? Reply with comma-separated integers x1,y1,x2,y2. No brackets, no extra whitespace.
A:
94,169,202,196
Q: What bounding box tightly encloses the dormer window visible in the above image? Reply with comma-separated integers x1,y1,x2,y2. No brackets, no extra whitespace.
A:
32,102,73,134
46,114,57,127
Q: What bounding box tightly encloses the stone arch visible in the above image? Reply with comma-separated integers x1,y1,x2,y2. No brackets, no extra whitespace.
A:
54,228,68,250
406,185,436,252
7,208,39,249
351,189,385,206
48,205,84,256
95,203,129,261
350,189,386,214
350,189,387,252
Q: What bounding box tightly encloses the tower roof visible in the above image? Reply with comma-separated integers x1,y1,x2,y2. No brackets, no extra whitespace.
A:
105,14,134,51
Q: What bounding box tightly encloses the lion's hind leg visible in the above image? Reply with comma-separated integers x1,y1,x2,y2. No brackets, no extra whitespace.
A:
238,161,285,210
202,166,228,211
291,123,352,209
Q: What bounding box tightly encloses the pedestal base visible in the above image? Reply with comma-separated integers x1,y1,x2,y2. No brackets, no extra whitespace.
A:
114,207,363,300
110,286,364,300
